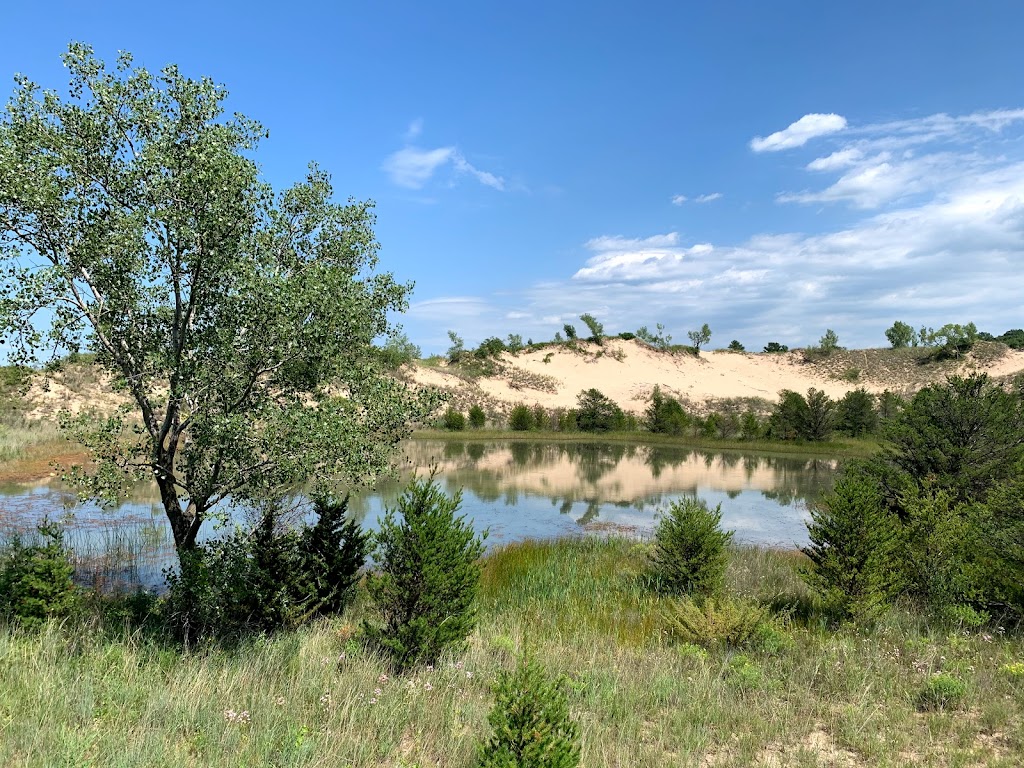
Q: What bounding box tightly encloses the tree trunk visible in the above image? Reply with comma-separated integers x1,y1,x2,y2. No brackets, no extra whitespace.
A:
158,477,203,552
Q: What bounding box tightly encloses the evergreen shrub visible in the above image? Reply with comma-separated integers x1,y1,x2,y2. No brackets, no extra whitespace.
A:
649,498,733,597
164,498,368,642
477,656,580,768
662,596,767,648
364,478,485,671
0,521,77,629
508,404,535,431
443,408,467,431
468,404,487,429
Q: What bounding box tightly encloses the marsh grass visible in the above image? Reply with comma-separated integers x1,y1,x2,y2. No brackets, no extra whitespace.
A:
1,538,1023,767
0,419,63,463
0,366,65,463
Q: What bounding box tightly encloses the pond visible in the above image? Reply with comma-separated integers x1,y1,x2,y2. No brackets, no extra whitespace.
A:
0,439,839,590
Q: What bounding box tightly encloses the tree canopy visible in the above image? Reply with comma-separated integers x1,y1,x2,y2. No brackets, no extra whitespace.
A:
0,45,436,552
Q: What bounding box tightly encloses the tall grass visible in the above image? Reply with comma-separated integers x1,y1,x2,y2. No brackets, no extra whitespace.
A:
1,539,1022,766
0,419,63,463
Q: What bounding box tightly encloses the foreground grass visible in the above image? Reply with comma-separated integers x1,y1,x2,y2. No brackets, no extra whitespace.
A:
2,540,1023,767
413,429,880,459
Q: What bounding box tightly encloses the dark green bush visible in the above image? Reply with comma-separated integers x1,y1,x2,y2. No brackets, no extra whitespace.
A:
769,388,834,441
508,404,535,431
649,498,733,597
617,331,636,341
740,410,764,440
296,495,371,618
700,413,720,438
997,328,1024,348
575,388,622,433
0,522,77,629
803,375,1024,617
557,409,578,432
476,336,508,359
801,473,905,620
644,386,689,435
164,498,368,642
836,389,878,436
364,479,485,671
532,404,549,430
763,342,788,353
477,656,580,768
468,404,487,429
768,390,808,440
728,339,745,352
443,408,467,431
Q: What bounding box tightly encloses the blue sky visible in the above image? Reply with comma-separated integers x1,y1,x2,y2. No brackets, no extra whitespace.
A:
3,1,1024,353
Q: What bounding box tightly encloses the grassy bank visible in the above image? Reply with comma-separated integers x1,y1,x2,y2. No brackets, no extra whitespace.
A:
413,429,880,459
2,538,1022,767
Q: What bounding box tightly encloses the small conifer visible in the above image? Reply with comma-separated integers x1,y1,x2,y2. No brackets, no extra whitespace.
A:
364,478,485,670
477,656,580,768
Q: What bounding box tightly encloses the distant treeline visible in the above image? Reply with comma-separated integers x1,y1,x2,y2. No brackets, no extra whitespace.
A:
438,385,902,444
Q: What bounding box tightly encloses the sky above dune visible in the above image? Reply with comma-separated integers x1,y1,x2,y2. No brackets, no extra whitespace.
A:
2,2,1023,354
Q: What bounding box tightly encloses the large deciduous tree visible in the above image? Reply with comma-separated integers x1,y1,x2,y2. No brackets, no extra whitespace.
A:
0,45,436,553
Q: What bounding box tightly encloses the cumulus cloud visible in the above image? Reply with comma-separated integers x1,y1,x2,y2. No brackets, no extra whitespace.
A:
774,108,1024,209
382,141,505,191
751,113,848,152
407,107,1024,353
671,194,688,205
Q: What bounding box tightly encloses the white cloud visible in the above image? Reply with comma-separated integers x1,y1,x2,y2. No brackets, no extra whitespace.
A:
404,118,424,141
773,108,1024,209
695,192,723,203
407,107,1024,353
807,148,863,171
382,147,454,189
751,113,848,152
382,141,505,191
451,154,505,190
584,233,679,251
573,235,713,282
672,193,722,205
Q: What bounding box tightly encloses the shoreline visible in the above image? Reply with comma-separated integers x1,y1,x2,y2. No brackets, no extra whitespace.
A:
0,430,870,487
411,428,877,459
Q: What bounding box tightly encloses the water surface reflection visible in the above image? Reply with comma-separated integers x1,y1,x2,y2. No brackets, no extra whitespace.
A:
0,440,838,589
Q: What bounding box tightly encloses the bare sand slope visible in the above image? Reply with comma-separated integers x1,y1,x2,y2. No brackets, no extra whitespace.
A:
408,339,1024,415
21,339,1024,420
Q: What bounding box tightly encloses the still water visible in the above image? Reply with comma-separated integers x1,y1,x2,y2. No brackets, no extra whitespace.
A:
0,440,838,589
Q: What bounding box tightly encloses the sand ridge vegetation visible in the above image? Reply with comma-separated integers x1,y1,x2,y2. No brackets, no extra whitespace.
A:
405,337,1024,419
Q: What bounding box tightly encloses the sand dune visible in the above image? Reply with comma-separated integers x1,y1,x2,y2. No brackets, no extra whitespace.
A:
407,338,1024,415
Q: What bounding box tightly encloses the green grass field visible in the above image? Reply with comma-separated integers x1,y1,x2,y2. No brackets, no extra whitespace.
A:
2,538,1021,767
